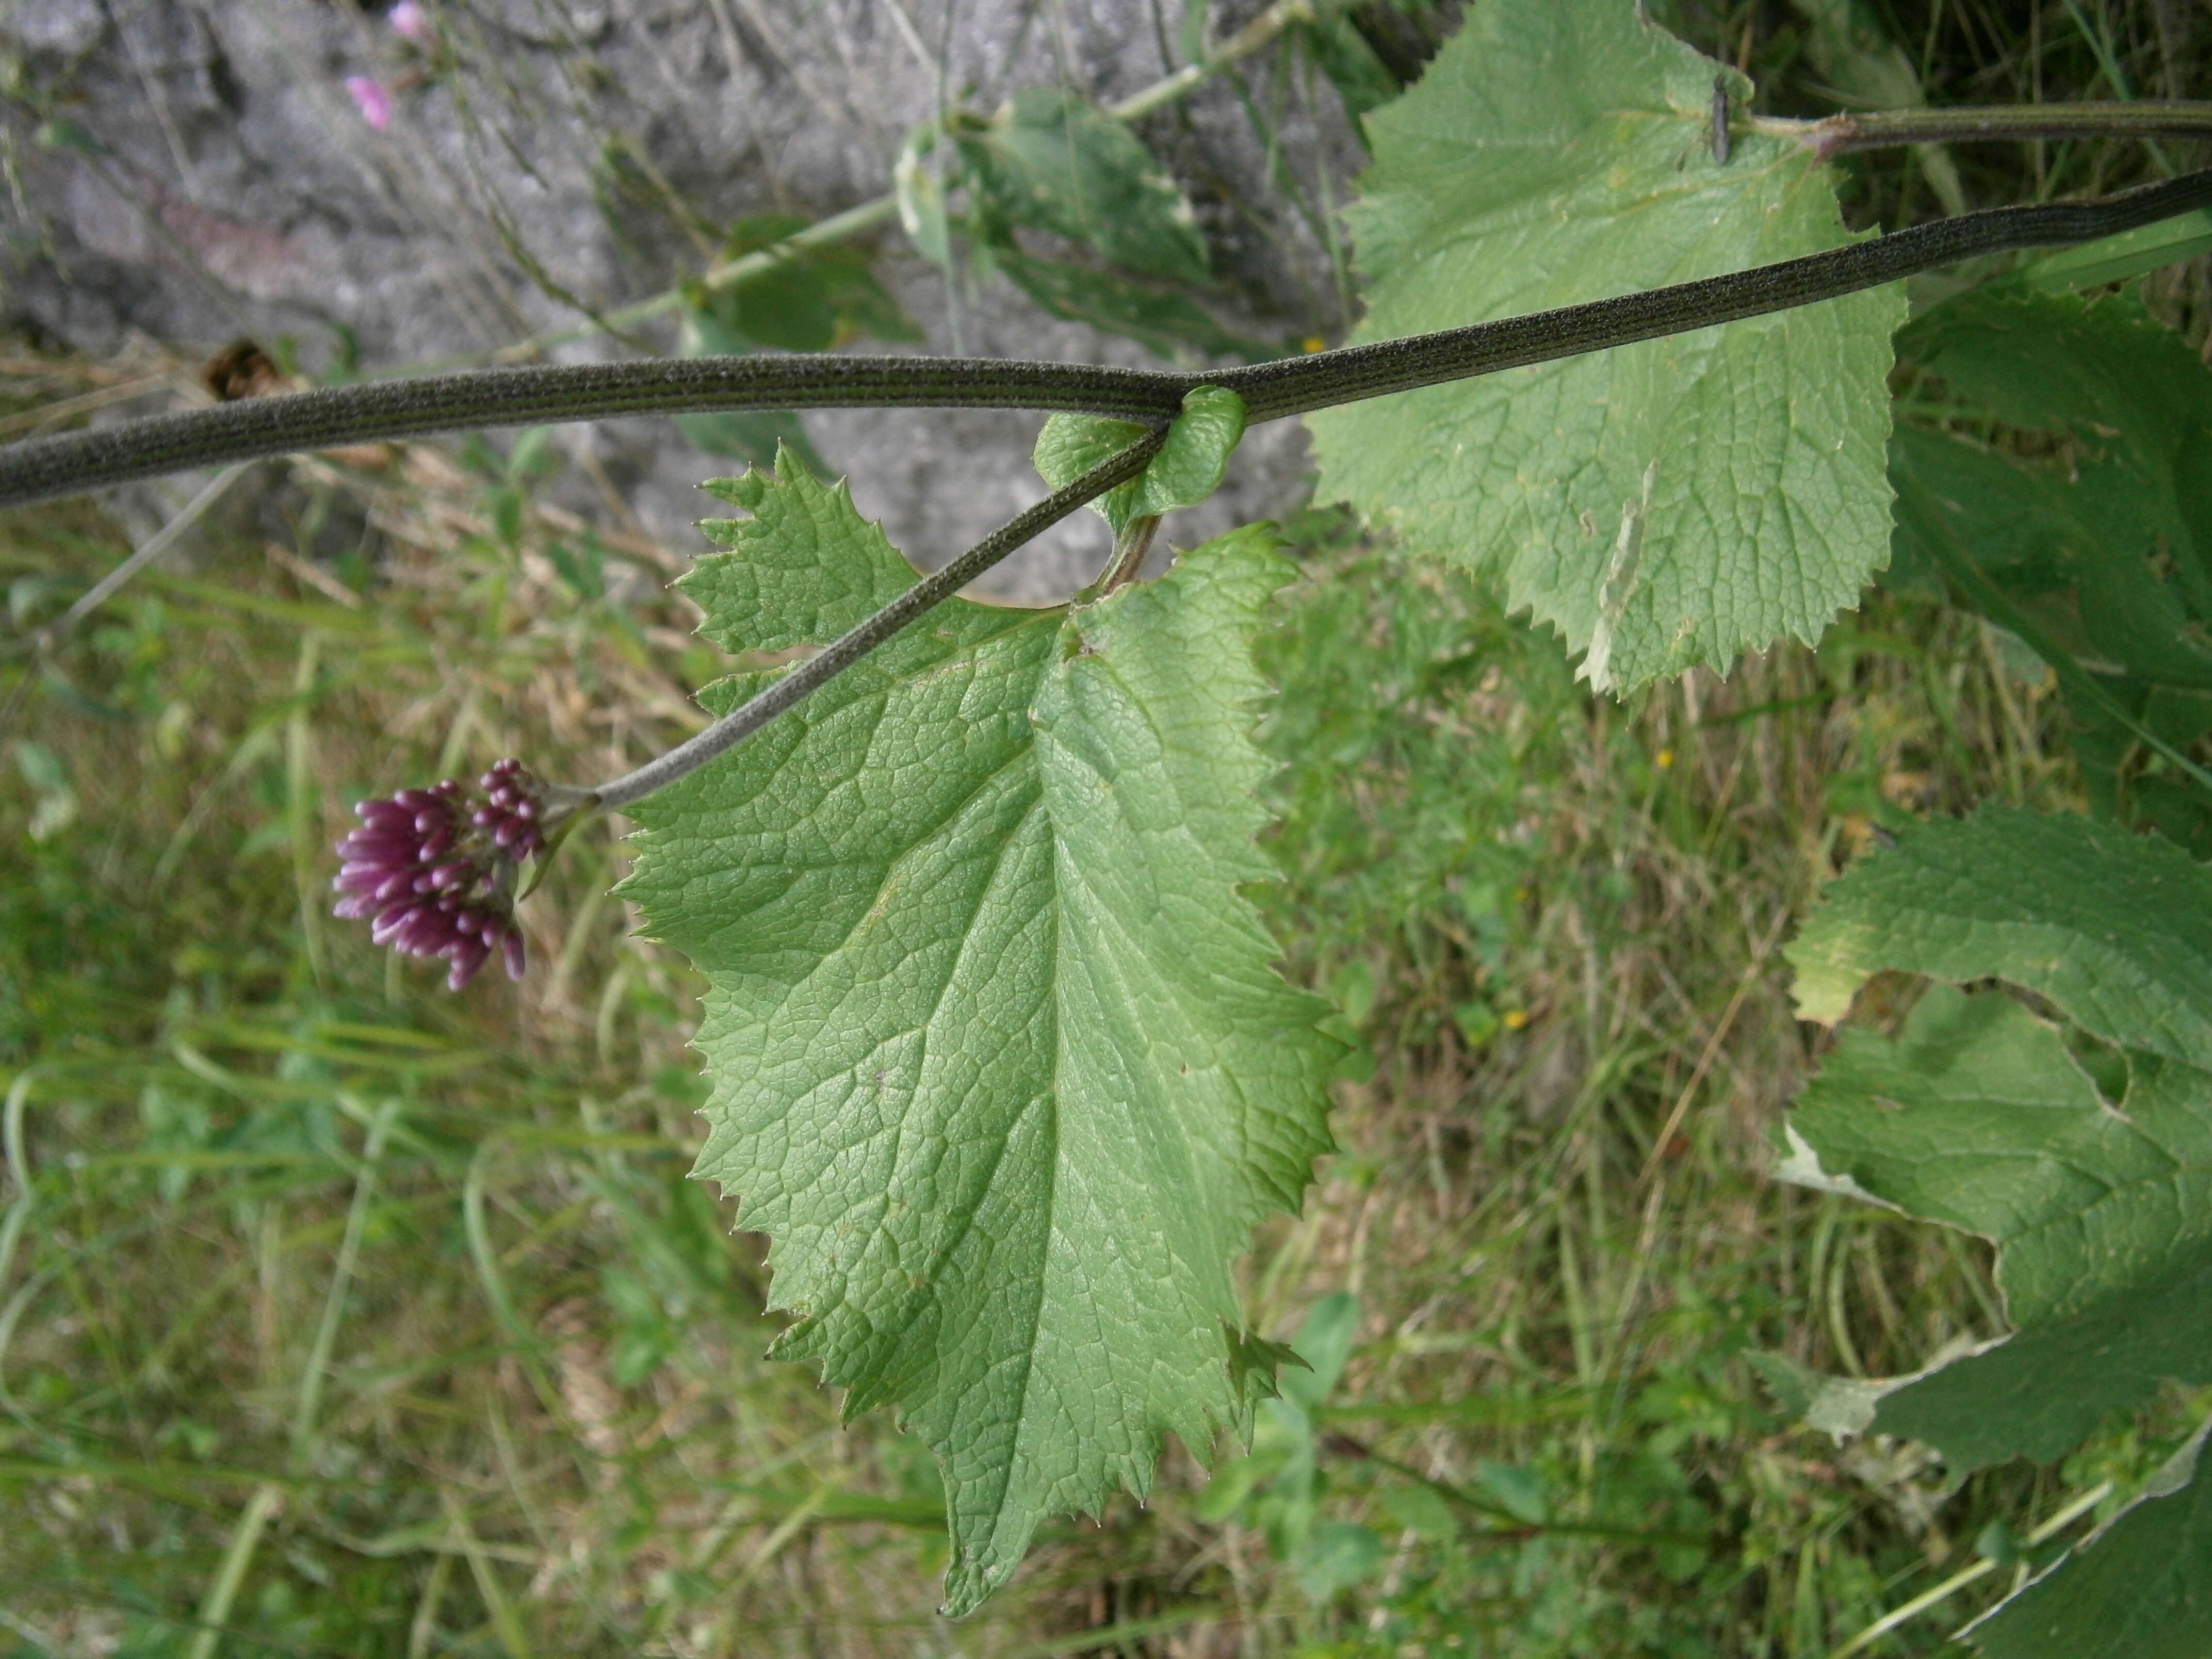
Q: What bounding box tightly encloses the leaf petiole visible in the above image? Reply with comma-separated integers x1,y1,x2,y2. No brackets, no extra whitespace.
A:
583,425,1167,812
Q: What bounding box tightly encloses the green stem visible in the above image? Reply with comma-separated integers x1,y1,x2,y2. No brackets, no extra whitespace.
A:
1755,99,2212,158
1821,1478,2114,1659
1095,514,1163,596
7,166,2209,511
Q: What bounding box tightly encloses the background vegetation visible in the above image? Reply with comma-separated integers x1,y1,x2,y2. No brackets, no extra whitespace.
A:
4,0,2210,1653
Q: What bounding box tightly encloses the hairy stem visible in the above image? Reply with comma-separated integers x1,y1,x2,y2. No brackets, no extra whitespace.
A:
7,166,2208,511
1097,515,1162,596
1753,99,2212,158
584,425,1167,811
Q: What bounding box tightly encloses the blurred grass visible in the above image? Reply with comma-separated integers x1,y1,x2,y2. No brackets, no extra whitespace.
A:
4,1,2212,1654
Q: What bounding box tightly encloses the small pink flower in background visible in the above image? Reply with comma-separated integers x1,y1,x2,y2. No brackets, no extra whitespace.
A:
345,75,394,132
388,2,432,44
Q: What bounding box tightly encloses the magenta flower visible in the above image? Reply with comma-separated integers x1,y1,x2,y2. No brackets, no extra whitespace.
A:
388,2,432,43
345,76,394,132
333,759,555,989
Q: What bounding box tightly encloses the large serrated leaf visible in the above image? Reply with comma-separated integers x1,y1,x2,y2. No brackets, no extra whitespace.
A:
621,461,1338,1614
1787,806,2212,1063
1781,809,2212,1473
1307,0,1902,690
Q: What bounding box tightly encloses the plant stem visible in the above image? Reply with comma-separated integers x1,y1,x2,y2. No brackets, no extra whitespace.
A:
584,425,1167,811
1822,1479,2113,1659
1097,515,1162,595
7,166,2208,511
1755,99,2212,158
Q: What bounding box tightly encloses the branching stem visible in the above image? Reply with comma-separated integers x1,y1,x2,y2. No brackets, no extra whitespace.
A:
1097,515,1161,596
583,425,1167,811
6,166,2208,510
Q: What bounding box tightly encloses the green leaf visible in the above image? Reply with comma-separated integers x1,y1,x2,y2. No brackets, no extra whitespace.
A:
1299,15,1405,127
1900,287,2212,466
1894,291,2212,671
1889,350,2212,851
621,469,1338,1615
1783,982,2212,1467
1787,807,2212,1060
1307,0,1902,690
956,88,1210,286
2020,207,2212,294
1293,1521,1386,1599
895,127,954,270
673,214,916,468
1961,1422,2212,1659
1782,808,2212,1469
996,249,1268,362
696,213,923,351
1473,1458,1549,1525
686,451,917,655
1276,1291,1358,1411
1033,386,1246,537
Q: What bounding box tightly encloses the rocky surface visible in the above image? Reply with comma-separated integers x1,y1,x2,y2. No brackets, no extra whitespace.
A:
1,0,1364,596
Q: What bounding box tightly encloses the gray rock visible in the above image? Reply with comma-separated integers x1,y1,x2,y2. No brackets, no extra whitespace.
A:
2,0,1365,597
3,0,104,59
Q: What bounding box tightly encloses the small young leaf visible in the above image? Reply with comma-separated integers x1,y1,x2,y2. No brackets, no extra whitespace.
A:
622,471,1338,1615
894,127,954,270
1307,0,1902,690
1033,385,1246,536
698,213,923,350
958,88,1210,286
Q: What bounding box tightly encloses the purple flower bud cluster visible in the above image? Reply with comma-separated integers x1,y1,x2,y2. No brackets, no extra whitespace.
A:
332,759,549,989
474,757,545,859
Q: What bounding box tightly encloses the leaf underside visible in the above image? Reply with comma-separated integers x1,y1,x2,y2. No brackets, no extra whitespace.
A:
1961,1425,2212,1659
1782,809,2212,1471
621,457,1337,1614
1307,0,1902,690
